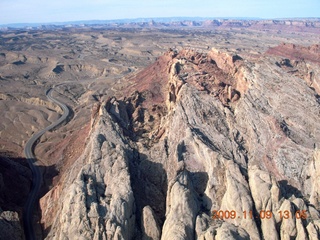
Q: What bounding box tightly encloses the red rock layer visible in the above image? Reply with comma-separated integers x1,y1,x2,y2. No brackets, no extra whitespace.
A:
266,43,320,65
125,50,176,108
108,48,248,144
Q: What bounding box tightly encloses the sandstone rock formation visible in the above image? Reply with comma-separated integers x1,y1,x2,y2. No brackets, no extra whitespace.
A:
267,43,320,95
44,105,136,239
0,207,25,240
41,47,320,239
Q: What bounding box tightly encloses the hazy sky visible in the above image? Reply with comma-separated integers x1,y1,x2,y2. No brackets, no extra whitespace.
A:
0,0,319,24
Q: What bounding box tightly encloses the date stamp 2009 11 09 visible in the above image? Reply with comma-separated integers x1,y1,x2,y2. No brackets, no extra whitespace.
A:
212,210,308,220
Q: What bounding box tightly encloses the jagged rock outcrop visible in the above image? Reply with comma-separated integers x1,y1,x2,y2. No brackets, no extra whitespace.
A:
42,47,320,239
141,206,161,240
248,167,280,240
0,207,25,240
161,170,199,240
310,150,320,209
44,104,136,239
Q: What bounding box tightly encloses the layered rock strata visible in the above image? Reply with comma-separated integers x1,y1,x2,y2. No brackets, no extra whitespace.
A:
42,48,320,239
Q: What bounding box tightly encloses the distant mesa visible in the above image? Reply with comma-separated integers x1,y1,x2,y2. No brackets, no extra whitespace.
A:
1,18,320,34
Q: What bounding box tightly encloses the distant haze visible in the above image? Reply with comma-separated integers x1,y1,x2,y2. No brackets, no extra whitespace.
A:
0,0,319,25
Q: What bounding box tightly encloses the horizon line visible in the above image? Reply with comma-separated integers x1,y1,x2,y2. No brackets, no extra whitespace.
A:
1,16,320,27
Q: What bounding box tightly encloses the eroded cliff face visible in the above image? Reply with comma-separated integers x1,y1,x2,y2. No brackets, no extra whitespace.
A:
42,47,320,239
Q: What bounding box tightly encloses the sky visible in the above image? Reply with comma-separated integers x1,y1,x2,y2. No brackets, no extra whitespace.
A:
0,0,319,24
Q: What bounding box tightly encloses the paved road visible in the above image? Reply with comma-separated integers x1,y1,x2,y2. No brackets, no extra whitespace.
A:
23,87,69,240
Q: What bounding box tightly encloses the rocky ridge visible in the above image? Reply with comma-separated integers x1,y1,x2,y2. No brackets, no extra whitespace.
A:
41,46,320,239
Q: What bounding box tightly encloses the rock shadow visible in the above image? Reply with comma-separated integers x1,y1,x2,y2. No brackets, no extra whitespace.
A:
39,164,59,199
0,153,59,239
0,155,31,212
278,180,303,199
126,149,168,236
0,217,25,240
189,171,212,213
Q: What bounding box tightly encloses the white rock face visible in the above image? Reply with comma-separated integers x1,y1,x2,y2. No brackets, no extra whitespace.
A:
310,149,320,209
215,222,250,240
141,206,161,240
43,49,320,239
45,106,136,239
220,161,259,240
161,170,199,240
249,167,280,240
